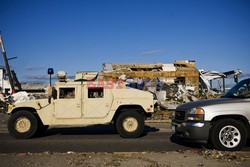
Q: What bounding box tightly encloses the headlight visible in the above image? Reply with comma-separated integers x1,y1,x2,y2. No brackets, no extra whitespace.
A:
189,108,204,114
187,108,204,121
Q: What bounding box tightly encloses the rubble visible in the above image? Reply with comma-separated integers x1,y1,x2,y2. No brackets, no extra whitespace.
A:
102,60,200,110
4,91,47,105
202,150,250,162
10,91,35,104
0,81,49,108
102,61,244,110
199,69,242,95
156,84,198,109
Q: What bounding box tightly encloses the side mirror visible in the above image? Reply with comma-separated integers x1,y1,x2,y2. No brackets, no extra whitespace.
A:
48,96,51,104
47,86,57,104
48,86,52,104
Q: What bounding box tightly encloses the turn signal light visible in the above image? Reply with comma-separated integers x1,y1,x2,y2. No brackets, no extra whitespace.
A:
196,108,204,114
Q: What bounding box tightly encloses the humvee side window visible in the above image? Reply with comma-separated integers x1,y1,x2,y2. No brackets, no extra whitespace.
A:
88,87,104,98
59,88,75,99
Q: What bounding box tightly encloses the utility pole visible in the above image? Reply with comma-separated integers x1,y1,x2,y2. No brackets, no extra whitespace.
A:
0,33,16,93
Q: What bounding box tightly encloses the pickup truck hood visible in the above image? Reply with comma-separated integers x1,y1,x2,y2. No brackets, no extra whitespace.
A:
177,98,244,110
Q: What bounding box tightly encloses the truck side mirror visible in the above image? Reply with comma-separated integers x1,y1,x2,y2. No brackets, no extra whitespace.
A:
52,87,57,99
48,96,51,104
47,86,57,104
48,86,52,104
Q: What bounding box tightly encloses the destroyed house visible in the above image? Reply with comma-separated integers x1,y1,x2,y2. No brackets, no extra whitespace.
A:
102,60,200,95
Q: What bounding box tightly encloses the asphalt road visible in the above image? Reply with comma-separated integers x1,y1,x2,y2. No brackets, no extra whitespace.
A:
1,118,250,153
0,122,205,153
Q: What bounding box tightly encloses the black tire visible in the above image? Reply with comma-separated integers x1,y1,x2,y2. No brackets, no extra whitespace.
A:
113,123,118,134
209,119,247,151
36,125,49,136
115,110,145,138
35,117,49,136
41,125,49,132
8,110,38,139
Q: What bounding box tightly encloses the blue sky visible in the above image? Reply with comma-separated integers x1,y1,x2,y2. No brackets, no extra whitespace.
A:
0,0,250,84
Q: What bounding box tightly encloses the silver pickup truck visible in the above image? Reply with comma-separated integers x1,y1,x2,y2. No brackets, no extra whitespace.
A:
172,78,250,151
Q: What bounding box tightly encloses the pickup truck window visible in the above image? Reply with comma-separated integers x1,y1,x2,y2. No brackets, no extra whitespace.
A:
224,79,250,98
59,88,75,99
88,87,104,98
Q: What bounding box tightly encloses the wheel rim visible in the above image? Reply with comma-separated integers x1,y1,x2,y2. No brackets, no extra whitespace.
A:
15,117,31,133
122,117,138,132
219,125,241,148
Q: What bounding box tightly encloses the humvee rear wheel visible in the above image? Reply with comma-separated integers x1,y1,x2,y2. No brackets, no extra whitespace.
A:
8,110,38,139
123,117,139,132
115,110,144,138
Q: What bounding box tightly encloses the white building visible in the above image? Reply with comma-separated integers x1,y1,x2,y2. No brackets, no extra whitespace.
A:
0,67,12,95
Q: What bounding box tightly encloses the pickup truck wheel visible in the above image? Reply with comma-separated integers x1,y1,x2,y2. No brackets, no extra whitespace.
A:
115,110,145,138
8,110,38,139
210,119,247,151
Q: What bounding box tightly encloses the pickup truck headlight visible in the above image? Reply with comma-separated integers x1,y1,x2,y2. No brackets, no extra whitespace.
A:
187,108,204,121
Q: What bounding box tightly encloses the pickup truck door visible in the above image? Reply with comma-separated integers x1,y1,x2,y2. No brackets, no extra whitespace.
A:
54,86,82,119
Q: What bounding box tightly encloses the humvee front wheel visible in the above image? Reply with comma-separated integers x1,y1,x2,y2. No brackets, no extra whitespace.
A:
8,110,38,139
115,110,145,138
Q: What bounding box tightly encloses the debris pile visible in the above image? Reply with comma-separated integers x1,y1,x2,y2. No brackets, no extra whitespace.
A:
125,78,198,109
7,91,35,104
4,91,48,106
202,150,250,162
199,69,242,98
102,60,200,109
156,84,198,109
102,60,243,110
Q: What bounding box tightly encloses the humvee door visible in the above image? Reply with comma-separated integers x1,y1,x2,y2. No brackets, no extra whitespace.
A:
54,86,82,119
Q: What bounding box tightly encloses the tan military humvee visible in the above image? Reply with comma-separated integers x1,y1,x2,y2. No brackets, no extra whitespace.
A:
7,72,156,139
